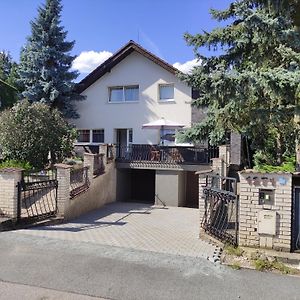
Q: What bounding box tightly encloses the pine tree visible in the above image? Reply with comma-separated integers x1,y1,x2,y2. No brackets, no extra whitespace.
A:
18,0,84,118
181,0,300,166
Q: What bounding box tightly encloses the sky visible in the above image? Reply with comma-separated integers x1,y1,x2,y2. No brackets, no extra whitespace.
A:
0,0,232,80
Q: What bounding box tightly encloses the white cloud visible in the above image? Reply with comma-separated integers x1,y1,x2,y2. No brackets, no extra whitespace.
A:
173,59,201,74
72,50,113,74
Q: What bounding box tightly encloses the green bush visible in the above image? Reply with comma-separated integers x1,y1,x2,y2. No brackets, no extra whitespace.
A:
0,100,77,169
0,160,32,170
254,152,295,173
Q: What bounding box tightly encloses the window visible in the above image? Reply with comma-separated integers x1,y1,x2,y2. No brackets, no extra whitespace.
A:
77,130,90,143
109,85,139,102
92,129,104,143
128,129,133,143
159,84,174,100
77,129,104,143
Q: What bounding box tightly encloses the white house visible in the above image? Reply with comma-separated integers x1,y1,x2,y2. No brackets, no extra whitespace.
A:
74,40,192,149
73,41,216,208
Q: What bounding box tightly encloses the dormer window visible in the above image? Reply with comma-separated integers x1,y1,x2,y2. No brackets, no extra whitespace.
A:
109,85,139,102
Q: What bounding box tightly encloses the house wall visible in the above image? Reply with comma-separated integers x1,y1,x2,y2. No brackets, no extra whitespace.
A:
73,51,192,145
116,169,131,202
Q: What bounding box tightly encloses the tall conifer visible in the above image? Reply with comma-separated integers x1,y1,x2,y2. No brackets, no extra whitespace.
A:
181,0,300,166
18,0,84,118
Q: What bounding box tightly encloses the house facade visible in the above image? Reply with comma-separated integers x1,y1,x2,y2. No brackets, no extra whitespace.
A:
74,40,192,148
73,41,217,208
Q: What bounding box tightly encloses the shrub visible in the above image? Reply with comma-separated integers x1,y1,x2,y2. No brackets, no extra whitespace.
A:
0,159,32,170
0,100,77,169
254,152,296,173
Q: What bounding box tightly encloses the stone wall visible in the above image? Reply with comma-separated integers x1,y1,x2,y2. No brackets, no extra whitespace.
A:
239,171,292,251
64,163,116,220
56,145,117,221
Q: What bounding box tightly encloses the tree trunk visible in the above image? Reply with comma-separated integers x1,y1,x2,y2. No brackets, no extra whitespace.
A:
276,132,284,165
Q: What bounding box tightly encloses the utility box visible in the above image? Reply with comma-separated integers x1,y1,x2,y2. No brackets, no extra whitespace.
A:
257,210,277,235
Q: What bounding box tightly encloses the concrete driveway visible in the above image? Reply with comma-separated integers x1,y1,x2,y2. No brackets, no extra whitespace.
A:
16,202,219,261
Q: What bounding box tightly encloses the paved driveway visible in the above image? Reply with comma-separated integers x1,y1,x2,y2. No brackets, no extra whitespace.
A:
16,202,218,261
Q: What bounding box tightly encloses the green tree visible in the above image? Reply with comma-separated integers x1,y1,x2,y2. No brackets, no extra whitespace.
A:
0,51,18,110
180,0,300,167
18,0,84,118
0,100,76,169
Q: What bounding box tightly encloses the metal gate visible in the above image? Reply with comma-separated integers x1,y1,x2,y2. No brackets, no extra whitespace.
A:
201,175,238,246
17,169,58,222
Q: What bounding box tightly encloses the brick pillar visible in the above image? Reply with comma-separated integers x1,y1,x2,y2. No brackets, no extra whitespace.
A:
55,164,72,218
198,174,207,237
0,168,23,219
99,144,108,165
230,132,241,166
84,153,95,179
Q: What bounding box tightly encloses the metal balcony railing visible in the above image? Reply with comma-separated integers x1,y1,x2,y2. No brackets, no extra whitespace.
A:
115,144,219,165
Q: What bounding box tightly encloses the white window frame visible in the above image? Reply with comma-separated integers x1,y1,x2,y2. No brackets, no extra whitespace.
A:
108,85,139,103
75,129,105,145
158,83,175,102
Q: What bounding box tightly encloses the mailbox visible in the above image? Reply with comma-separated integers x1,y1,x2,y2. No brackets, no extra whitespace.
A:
257,210,277,235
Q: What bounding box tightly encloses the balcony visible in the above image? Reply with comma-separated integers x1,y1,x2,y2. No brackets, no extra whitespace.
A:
115,144,219,166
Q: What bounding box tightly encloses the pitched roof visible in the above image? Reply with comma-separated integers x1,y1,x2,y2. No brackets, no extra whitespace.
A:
76,40,180,93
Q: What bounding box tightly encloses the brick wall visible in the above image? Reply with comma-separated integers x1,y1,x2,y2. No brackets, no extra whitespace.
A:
239,171,292,251
0,168,23,219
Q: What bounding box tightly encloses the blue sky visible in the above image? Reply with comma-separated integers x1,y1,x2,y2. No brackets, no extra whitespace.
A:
0,0,232,78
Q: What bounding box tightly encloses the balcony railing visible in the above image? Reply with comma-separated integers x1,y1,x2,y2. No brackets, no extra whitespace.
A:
116,144,219,165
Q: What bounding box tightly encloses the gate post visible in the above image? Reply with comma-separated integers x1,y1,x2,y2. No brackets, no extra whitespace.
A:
197,173,208,237
0,168,23,219
55,164,72,218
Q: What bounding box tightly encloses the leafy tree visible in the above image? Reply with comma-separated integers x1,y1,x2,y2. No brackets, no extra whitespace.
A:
180,0,300,166
0,51,18,110
0,100,77,169
18,0,84,118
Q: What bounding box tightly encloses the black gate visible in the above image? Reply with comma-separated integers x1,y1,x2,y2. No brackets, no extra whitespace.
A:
17,169,58,222
201,175,238,246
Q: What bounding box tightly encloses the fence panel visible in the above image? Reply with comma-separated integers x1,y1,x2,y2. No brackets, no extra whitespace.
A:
70,166,90,199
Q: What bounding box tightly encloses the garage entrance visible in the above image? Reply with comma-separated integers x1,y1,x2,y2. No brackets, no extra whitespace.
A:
116,169,155,204
131,169,155,204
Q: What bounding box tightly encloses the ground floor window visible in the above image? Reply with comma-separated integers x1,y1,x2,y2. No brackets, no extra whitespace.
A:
77,129,90,143
77,129,104,144
92,129,104,143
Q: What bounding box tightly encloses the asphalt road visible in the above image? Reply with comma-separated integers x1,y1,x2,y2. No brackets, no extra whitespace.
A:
0,231,299,300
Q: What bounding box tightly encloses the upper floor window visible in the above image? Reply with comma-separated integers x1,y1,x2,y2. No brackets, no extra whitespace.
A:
159,84,174,101
109,85,139,102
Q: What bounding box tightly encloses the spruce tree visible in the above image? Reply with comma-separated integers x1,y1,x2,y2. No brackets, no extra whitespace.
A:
181,0,300,167
18,0,84,118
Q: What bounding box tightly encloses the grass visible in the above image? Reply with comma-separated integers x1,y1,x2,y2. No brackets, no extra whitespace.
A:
230,262,241,270
224,244,244,257
253,258,298,274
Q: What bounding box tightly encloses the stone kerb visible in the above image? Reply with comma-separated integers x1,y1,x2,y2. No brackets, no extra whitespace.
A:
0,168,23,219
238,170,292,251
